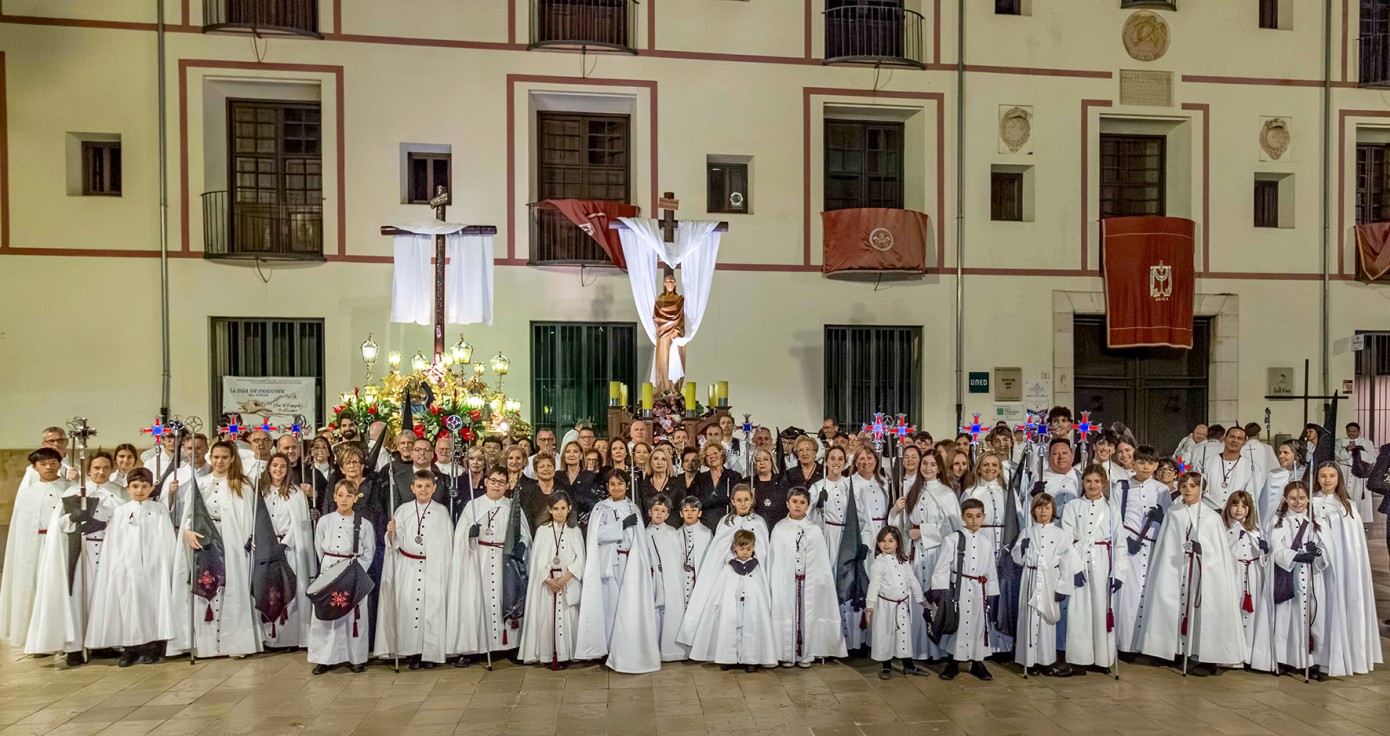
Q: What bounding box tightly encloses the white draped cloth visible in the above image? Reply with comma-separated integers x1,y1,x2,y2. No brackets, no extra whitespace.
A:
390,223,494,326
617,217,722,384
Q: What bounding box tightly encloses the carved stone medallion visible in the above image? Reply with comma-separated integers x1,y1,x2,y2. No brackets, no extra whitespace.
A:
1260,118,1291,161
999,106,1032,153
1122,11,1170,62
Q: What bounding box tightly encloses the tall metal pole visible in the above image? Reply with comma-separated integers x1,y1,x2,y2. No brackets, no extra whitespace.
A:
157,0,171,417
954,0,966,429
1320,0,1332,396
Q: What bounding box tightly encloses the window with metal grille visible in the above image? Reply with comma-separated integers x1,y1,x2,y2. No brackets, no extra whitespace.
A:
407,152,451,205
824,325,921,429
531,322,637,434
534,112,630,263
81,141,122,196
991,171,1023,221
222,99,323,257
1099,134,1166,219
1259,0,1279,28
1253,179,1280,228
995,0,1022,14
209,318,325,425
1356,143,1390,224
824,120,904,212
707,162,749,214
1362,0,1390,86
1354,331,1390,447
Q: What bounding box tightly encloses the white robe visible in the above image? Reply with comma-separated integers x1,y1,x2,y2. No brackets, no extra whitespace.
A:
768,516,847,663
0,478,68,646
809,475,872,649
1112,477,1172,652
961,480,1012,652
574,497,661,673
1042,468,1081,511
376,500,453,661
1226,524,1266,664
446,495,531,655
1336,437,1379,519
1312,495,1381,675
1138,501,1247,665
865,555,923,661
25,486,120,654
167,476,260,658
676,523,712,633
683,558,778,666
518,522,585,664
1259,468,1297,530
1200,452,1264,509
891,480,960,660
647,524,690,661
930,528,1000,662
1250,512,1329,672
260,489,316,648
1012,522,1077,667
84,500,177,649
680,513,771,645
306,512,376,665
1061,495,1127,667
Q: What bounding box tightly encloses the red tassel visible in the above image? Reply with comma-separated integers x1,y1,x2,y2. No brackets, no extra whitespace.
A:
860,609,867,630
551,652,559,670
1241,593,1253,614
1180,615,1188,637
204,604,214,623
1106,610,1114,633
352,606,360,638
271,621,277,638
502,627,508,646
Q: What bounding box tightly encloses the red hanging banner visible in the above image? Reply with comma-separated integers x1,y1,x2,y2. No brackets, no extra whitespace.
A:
1355,222,1390,284
821,208,929,275
1101,216,1196,349
532,199,639,271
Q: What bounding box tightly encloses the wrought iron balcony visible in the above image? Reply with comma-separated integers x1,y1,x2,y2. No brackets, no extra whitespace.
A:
529,0,638,54
202,190,324,262
824,5,925,69
203,0,321,38
1363,32,1390,87
530,206,612,266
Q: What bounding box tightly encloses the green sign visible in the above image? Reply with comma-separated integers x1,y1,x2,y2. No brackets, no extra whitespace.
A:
968,371,990,394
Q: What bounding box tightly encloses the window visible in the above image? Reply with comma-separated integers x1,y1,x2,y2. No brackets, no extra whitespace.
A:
1099,134,1166,219
531,322,637,434
205,0,320,37
81,141,121,196
1121,0,1175,8
991,171,1023,221
995,0,1022,14
1362,0,1390,86
1259,0,1279,28
824,120,904,211
824,325,921,429
707,161,749,214
209,318,325,426
531,0,636,52
533,111,630,263
407,152,451,205
824,0,924,67
1357,143,1390,224
1253,179,1279,228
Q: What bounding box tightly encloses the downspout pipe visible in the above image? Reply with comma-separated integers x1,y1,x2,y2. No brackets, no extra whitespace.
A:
1321,0,1331,396
954,0,965,429
158,0,171,417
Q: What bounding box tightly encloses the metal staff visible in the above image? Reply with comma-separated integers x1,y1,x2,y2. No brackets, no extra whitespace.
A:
169,415,205,665
65,417,97,663
445,415,463,523
739,414,754,501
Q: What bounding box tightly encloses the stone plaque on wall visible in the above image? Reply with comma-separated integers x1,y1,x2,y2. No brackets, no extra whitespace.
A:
1259,117,1292,162
1119,70,1173,107
1122,11,1171,62
998,106,1033,154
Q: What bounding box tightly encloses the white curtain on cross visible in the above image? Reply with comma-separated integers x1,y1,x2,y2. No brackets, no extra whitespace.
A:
617,217,722,384
389,222,494,326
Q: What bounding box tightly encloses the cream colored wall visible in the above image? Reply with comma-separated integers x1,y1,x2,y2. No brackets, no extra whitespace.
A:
1,1,1389,459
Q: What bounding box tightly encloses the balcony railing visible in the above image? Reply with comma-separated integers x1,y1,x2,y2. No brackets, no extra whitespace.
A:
203,191,324,262
1363,32,1390,87
530,0,638,54
530,207,612,265
824,5,925,69
203,0,321,38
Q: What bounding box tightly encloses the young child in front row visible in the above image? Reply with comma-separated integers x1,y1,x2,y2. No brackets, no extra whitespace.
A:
1222,490,1266,666
646,494,690,661
307,480,377,674
866,526,924,679
683,529,778,671
376,471,453,670
931,498,1000,681
1251,481,1329,679
1012,492,1078,677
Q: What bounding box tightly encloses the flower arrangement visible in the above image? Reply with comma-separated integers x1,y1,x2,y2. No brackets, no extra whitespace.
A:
649,388,700,441
331,363,527,444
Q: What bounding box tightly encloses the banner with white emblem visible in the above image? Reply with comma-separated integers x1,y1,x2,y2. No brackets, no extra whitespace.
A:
821,208,930,275
1101,216,1195,349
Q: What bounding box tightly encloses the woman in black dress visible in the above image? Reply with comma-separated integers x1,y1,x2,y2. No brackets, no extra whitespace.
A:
638,444,684,526
556,440,598,527
748,447,790,529
688,442,743,529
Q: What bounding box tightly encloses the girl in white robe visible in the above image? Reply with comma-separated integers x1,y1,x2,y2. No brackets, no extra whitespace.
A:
1061,464,1127,671
683,528,778,670
680,487,771,643
961,453,1011,653
446,468,532,663
865,526,923,679
1012,493,1078,675
1222,490,1266,665
0,449,69,648
645,495,689,661
167,442,260,659
1310,462,1382,676
890,448,961,661
1250,481,1330,677
769,488,847,667
574,472,661,674
257,454,316,649
25,480,119,661
931,499,1000,680
519,492,585,669
83,470,176,665
809,447,871,650
376,472,453,667
307,480,376,673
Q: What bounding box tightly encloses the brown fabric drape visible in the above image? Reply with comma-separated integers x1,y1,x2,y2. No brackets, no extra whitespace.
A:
1101,216,1196,349
533,199,639,271
821,208,929,275
1355,222,1390,284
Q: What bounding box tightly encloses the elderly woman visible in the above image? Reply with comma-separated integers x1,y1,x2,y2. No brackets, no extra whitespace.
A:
688,442,744,529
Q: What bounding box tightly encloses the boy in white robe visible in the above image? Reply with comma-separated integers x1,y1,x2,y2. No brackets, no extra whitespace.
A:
961,454,1011,653
519,491,586,669
0,448,71,648
1138,471,1246,675
377,471,453,668
646,494,690,661
447,466,532,666
769,488,847,667
574,472,661,673
1112,446,1171,653
25,458,120,665
308,480,377,673
865,526,923,679
931,498,1000,681
1061,464,1127,672
683,528,778,670
675,496,713,633
83,469,176,666
1013,493,1078,676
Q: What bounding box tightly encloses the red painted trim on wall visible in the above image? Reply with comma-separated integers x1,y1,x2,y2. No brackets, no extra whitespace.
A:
1181,102,1210,273
647,0,655,51
1079,99,1112,272
181,0,189,26
804,0,812,60
508,1,516,44
0,52,8,250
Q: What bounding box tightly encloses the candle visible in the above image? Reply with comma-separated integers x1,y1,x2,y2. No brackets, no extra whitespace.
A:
716,381,729,405
641,382,654,411
609,381,622,400
707,384,715,408
620,383,629,406
682,382,697,412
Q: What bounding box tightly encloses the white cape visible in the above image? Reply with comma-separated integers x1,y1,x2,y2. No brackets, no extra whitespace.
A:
0,479,69,646
167,477,261,658
677,512,770,645
768,516,847,662
1312,496,1382,675
376,500,453,661
84,500,177,649
26,487,119,654
683,559,778,666
573,497,661,673
1138,502,1247,665
518,522,586,664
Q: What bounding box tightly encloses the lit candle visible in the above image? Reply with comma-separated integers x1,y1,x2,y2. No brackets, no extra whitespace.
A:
641,382,654,411
610,381,622,400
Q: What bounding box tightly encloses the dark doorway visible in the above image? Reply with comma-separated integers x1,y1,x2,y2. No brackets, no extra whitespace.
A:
1073,315,1212,456
1355,331,1390,447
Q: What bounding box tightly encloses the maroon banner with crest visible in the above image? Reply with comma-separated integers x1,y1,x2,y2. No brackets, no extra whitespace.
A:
532,199,639,271
821,208,929,275
1101,216,1195,349
1355,222,1390,284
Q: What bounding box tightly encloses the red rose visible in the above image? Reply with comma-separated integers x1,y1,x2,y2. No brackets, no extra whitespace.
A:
460,428,475,442
413,424,426,438
332,405,344,415
327,423,337,431
469,410,481,422
367,406,378,415
430,406,442,415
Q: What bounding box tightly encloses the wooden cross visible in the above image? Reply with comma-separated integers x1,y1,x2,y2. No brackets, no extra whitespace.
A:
657,191,680,243
429,185,449,358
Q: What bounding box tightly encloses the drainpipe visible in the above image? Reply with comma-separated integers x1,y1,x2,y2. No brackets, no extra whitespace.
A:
1320,0,1332,396
953,0,965,429
158,0,171,417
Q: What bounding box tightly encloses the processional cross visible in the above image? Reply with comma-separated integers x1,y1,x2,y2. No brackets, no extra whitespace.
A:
428,186,450,357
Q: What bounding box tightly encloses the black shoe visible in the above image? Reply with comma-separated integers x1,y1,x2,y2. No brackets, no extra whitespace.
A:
1044,663,1075,678
453,656,471,668
65,652,85,667
420,661,436,670
743,665,758,673
1092,665,1111,676
720,664,735,671
350,664,365,673
409,659,423,671
1310,667,1329,682
312,664,330,675
939,661,959,680
138,653,161,665
903,662,920,677
118,651,139,668
970,661,992,681
1185,659,1208,677
878,667,892,680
